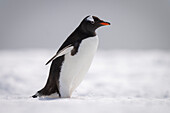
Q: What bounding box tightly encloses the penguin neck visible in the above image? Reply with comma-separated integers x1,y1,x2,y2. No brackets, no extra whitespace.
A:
77,25,96,39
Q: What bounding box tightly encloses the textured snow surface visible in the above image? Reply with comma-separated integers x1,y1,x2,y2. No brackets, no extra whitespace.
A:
0,49,170,113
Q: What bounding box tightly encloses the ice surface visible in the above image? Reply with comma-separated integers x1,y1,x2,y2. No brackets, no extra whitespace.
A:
0,49,170,113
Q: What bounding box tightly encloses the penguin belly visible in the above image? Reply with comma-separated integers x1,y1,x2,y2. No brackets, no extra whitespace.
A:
59,36,99,98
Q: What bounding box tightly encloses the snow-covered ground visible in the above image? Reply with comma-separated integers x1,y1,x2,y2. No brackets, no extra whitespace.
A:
0,49,170,113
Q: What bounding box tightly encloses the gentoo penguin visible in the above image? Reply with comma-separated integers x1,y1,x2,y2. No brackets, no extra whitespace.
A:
32,15,110,98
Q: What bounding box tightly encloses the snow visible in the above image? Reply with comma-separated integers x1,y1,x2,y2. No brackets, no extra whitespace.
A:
0,49,170,113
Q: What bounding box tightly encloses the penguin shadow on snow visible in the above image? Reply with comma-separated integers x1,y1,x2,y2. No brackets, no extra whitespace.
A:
37,97,86,101
38,97,62,101
33,95,90,101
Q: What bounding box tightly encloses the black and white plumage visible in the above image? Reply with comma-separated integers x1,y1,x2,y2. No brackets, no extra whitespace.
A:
32,15,110,98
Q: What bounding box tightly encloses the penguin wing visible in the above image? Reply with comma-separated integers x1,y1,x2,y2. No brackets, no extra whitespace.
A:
46,44,74,65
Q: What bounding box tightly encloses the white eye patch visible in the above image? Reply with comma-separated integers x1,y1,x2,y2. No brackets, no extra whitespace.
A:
86,15,94,22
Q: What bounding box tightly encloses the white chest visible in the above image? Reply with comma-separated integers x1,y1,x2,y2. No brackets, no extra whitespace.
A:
59,36,99,97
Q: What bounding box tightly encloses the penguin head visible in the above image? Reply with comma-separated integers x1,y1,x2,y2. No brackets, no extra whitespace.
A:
79,15,110,35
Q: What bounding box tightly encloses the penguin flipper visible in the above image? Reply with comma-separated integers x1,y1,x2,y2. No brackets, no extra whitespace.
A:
46,45,73,65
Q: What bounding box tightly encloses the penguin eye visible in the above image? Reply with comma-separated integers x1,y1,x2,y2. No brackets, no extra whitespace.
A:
90,21,95,24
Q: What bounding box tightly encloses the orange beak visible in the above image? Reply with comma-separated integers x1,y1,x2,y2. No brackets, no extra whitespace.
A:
100,22,110,26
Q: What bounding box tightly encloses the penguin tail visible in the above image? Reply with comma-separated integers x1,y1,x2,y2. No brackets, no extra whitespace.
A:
32,92,40,98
